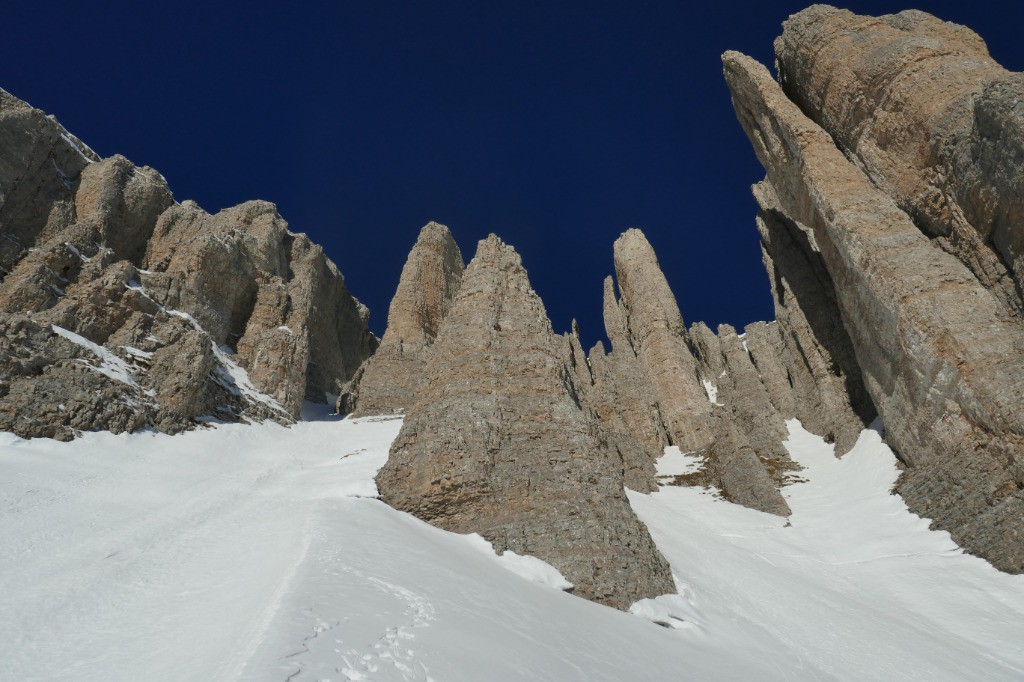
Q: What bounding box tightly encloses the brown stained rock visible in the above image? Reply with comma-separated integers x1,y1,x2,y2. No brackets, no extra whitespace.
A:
377,234,674,609
0,89,375,438
724,48,1024,572
611,229,712,452
0,88,98,276
74,155,174,265
239,230,377,410
775,5,1024,313
140,201,375,418
347,222,464,415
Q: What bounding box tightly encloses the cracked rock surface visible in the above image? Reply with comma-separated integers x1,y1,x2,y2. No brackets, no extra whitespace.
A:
0,90,376,439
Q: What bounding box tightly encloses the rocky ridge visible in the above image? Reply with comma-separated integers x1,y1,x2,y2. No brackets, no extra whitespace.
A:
0,89,376,440
361,6,1024,606
356,209,873,608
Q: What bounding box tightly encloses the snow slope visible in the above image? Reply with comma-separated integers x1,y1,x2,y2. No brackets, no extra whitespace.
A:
630,420,1024,681
0,410,703,681
2,412,1023,680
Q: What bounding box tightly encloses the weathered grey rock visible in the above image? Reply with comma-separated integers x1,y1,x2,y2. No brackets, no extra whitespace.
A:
377,234,674,609
0,88,98,277
562,321,664,494
775,5,1024,313
0,314,150,441
716,324,791,462
610,229,713,452
598,234,801,513
594,274,674,489
741,321,797,419
344,222,464,415
0,89,376,438
754,181,875,455
724,45,1024,572
74,155,175,264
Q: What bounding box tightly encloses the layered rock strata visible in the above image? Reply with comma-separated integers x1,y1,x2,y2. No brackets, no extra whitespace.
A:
377,235,675,609
752,181,876,456
0,90,376,439
340,221,464,415
775,6,1024,314
724,6,1024,573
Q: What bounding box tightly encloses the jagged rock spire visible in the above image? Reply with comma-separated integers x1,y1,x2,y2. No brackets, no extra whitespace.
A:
376,234,674,609
610,229,713,452
379,221,465,347
341,221,464,415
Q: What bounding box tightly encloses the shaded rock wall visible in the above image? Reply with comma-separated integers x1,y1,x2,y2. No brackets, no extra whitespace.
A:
775,6,1024,313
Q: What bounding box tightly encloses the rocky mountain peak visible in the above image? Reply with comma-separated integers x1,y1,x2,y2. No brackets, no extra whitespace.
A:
0,90,376,439
610,228,714,453
339,221,464,416
379,221,464,347
376,233,675,609
3,4,1024,616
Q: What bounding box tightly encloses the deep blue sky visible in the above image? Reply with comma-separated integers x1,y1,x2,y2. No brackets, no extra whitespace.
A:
4,1,1021,346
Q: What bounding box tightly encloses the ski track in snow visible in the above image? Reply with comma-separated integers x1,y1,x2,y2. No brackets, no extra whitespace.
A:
2,412,1024,680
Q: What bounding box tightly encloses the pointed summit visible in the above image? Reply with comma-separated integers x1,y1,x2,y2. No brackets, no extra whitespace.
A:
377,234,674,609
341,222,464,415
380,221,464,347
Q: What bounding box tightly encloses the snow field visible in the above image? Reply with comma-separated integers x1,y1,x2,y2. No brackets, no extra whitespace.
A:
2,412,1023,680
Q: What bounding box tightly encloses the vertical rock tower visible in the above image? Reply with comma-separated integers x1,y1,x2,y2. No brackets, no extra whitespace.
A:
340,222,464,415
376,234,675,609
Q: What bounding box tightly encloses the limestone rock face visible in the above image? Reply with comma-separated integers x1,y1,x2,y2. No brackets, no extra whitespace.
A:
724,22,1024,573
0,90,376,439
566,334,666,494
775,6,1024,313
610,229,712,452
141,199,376,414
343,222,464,415
377,235,674,609
0,88,99,277
706,409,792,517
